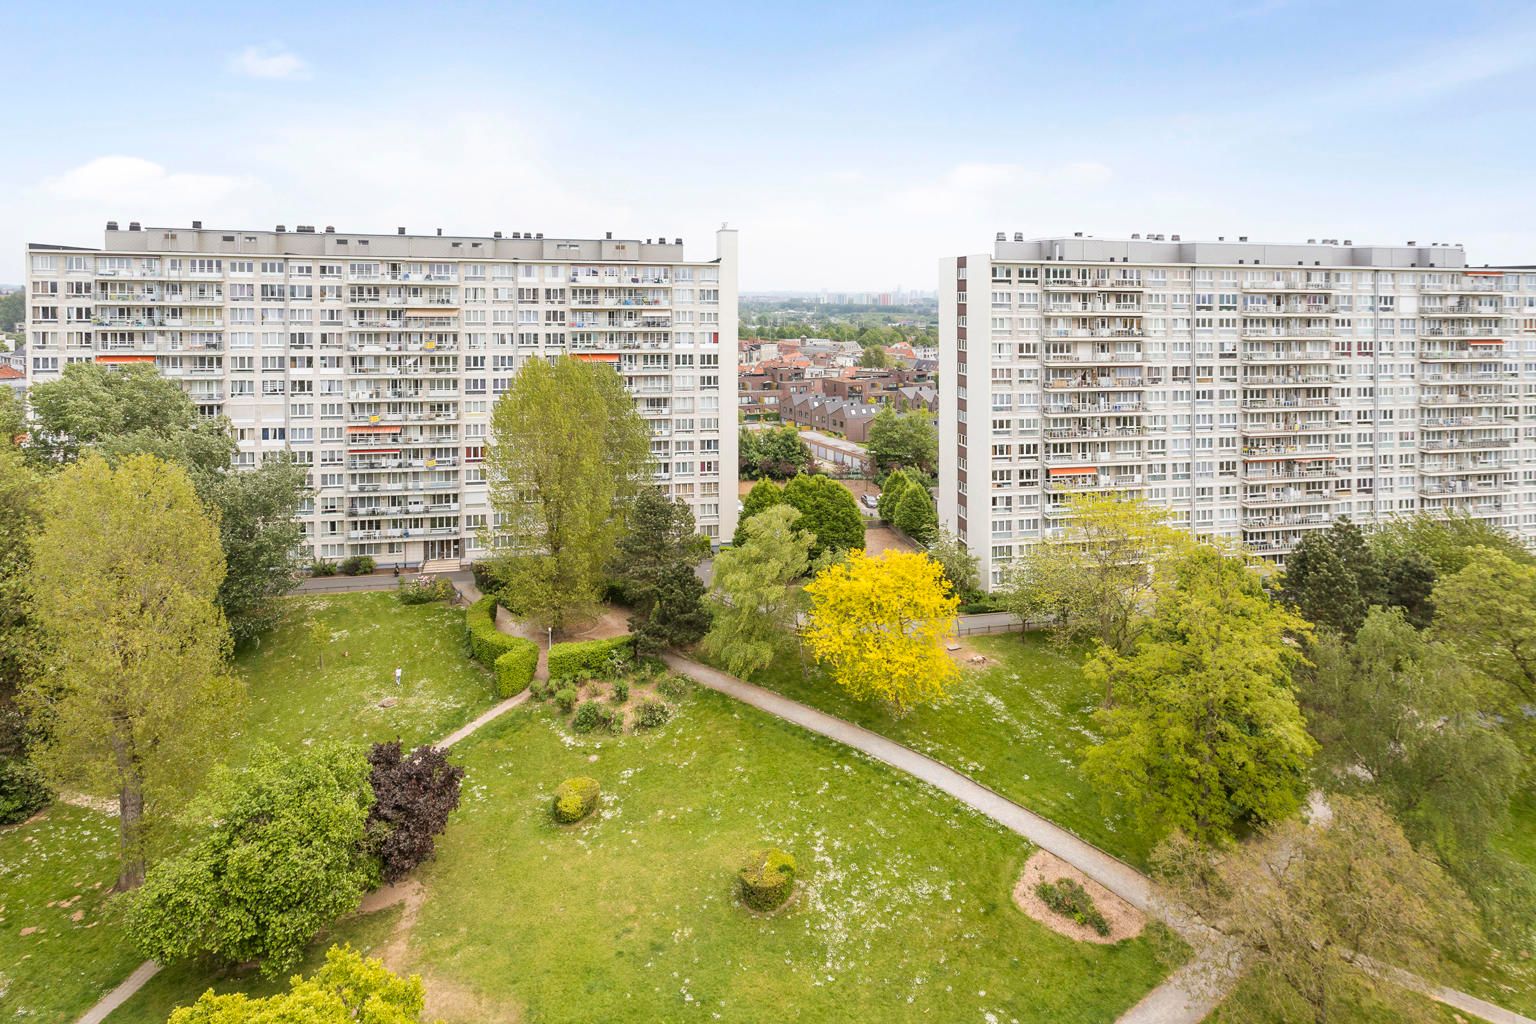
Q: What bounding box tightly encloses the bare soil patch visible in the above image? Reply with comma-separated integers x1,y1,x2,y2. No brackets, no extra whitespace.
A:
1012,850,1144,944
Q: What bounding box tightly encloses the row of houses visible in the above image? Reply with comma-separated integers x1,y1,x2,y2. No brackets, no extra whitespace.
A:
739,360,937,441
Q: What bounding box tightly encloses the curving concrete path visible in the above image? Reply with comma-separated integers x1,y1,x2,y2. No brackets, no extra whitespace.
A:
660,653,1535,1024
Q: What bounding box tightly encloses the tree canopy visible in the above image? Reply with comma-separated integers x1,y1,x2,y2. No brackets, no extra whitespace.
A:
865,407,937,477
127,742,377,976
781,474,864,560
802,550,960,714
611,488,711,654
485,356,652,632
891,483,938,544
1083,547,1315,845
702,504,811,680
23,453,239,889
734,477,788,546
739,425,814,480
167,944,428,1024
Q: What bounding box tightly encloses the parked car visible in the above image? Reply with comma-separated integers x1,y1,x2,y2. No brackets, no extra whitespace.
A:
861,493,879,511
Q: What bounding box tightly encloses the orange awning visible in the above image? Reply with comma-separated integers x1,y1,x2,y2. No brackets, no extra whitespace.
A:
96,354,155,363
1048,466,1097,476
572,353,619,363
1465,270,1504,276
347,424,399,433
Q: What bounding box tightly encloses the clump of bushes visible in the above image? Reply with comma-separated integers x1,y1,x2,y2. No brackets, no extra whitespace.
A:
737,848,796,911
554,686,578,712
366,741,463,882
397,575,455,605
571,701,619,735
464,597,537,696
552,776,600,823
611,680,630,705
0,758,52,825
309,560,338,577
635,699,672,730
1035,877,1110,936
655,675,690,701
547,635,635,682
339,555,376,576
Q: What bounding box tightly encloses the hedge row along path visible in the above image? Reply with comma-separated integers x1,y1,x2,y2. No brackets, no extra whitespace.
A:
659,652,1536,1024
76,582,535,1024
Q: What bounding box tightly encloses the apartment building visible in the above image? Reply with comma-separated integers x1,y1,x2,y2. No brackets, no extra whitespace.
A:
940,234,1536,589
25,222,739,566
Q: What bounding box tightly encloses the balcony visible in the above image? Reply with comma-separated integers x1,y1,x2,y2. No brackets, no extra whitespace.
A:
1418,437,1514,451
1043,475,1146,493
1241,396,1337,410
1240,327,1335,340
1044,376,1146,390
1043,400,1145,415
1042,425,1145,440
1241,489,1344,508
1240,302,1338,316
1240,348,1337,363
1242,278,1338,293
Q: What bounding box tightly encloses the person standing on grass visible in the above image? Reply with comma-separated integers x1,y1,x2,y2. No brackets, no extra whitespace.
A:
394,666,402,687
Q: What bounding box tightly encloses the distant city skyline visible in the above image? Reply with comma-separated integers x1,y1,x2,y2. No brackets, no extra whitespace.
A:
7,1,1536,290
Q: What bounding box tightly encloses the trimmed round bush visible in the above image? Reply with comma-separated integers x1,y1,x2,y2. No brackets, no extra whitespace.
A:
635,699,671,730
655,675,690,701
737,848,796,911
552,776,600,823
554,686,578,712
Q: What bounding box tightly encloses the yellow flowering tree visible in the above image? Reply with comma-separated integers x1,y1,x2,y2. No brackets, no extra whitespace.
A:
802,549,961,715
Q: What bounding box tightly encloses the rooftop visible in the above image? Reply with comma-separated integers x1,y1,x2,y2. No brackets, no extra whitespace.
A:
989,233,1470,269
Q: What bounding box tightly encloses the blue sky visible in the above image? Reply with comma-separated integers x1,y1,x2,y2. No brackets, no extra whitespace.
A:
9,0,1536,289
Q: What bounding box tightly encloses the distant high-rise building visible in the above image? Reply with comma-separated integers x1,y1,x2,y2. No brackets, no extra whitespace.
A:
940,233,1536,589
25,222,738,567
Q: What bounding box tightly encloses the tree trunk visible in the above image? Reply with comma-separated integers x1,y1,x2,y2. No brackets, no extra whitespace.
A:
111,730,146,891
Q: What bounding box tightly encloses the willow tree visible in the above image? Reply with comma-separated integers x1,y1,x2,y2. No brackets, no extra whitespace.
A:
23,454,240,890
485,356,651,632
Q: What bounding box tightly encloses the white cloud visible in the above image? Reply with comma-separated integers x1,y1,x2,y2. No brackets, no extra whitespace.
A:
42,156,260,206
227,45,309,80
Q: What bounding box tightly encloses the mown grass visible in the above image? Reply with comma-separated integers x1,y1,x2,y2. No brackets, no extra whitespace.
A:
726,630,1152,865
115,685,1176,1024
0,591,491,1024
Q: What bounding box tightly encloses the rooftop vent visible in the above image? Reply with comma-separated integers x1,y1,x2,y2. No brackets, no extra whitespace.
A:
1308,239,1317,244
1218,236,1225,241
1343,239,1352,246
129,221,141,231
436,228,442,236
106,220,118,230
493,231,502,239
297,225,315,233
397,227,406,235
536,232,543,239
605,231,613,239
996,232,1006,242
674,237,681,245
1014,232,1024,242
1239,236,1248,242
192,220,202,229
325,226,335,233
1171,234,1180,241
274,224,285,232
1408,240,1417,246
1131,233,1141,239
1073,231,1083,237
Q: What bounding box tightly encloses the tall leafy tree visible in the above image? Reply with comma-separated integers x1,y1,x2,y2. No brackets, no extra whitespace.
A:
891,483,938,543
612,488,712,654
1371,511,1532,576
0,447,44,820
926,529,982,603
1000,493,1188,669
858,344,890,368
23,454,240,889
781,473,865,560
127,742,376,976
865,407,937,476
803,550,960,715
1432,547,1536,725
876,468,915,522
1156,795,1479,1024
1083,547,1315,845
0,387,24,445
366,741,464,883
1278,518,1382,637
485,356,651,632
702,505,812,680
733,477,787,545
24,363,307,642
1303,607,1529,942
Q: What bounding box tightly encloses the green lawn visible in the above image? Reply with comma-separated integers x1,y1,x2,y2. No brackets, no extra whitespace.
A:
113,685,1176,1024
729,631,1151,864
0,591,494,1024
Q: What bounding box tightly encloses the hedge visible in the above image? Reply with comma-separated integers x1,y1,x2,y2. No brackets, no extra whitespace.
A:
737,848,796,911
494,643,538,698
552,776,601,823
465,597,517,667
547,635,635,682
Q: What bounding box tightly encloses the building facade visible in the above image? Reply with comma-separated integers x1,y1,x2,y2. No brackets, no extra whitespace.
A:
25,222,738,566
940,234,1536,589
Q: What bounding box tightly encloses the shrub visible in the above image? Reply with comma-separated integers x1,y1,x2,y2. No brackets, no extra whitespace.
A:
547,635,635,682
365,741,463,883
554,686,578,712
126,743,376,977
0,757,52,825
611,680,630,705
1035,878,1110,936
635,699,672,730
737,848,796,911
167,944,426,1023
552,776,600,823
469,560,501,595
656,675,690,701
465,596,518,667
397,575,455,605
339,555,376,576
309,560,338,577
493,641,538,698
571,701,604,733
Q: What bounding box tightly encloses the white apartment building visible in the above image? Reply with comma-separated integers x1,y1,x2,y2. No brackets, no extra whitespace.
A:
25,222,738,567
940,234,1536,589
